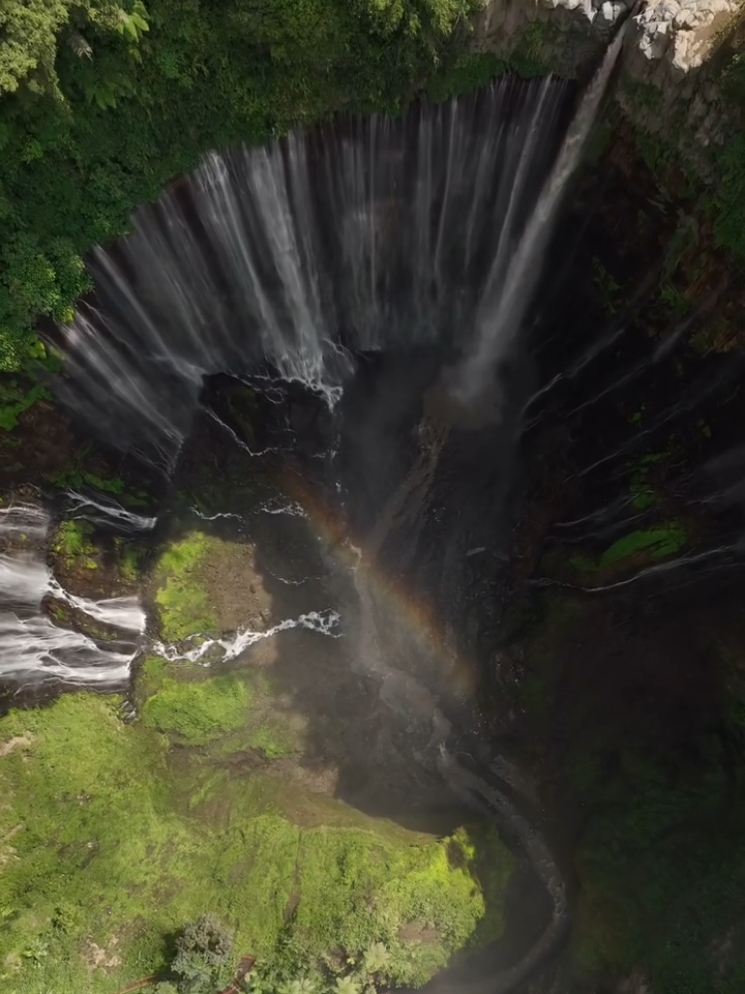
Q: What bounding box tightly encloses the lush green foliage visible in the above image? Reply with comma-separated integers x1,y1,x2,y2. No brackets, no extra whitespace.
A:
49,514,150,599
509,593,745,992
0,378,50,430
3,0,745,374
0,688,511,994
153,531,217,641
598,522,687,568
141,671,251,743
0,1,139,97
628,62,745,264
50,446,152,506
136,656,297,758
0,0,478,370
171,914,234,994
426,50,508,101
52,518,98,569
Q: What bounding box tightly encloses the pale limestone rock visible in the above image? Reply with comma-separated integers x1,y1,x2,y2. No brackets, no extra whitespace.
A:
477,0,744,73
633,0,744,71
596,0,626,29
474,0,745,186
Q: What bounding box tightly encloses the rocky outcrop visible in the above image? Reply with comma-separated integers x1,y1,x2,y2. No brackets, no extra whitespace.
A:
474,0,744,74
472,0,612,76
472,0,745,190
631,0,744,73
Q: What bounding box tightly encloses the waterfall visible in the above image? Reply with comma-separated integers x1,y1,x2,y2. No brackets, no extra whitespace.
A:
0,504,145,686
450,21,630,409
27,60,634,989
53,77,570,463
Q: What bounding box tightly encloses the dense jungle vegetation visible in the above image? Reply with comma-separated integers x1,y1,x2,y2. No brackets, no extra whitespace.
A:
0,0,485,372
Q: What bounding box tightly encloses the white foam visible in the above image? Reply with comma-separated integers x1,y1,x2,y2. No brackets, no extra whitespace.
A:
0,503,145,685
155,609,341,664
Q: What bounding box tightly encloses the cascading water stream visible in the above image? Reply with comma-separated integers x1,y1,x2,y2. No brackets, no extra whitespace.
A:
449,19,630,409
51,77,570,464
0,504,145,685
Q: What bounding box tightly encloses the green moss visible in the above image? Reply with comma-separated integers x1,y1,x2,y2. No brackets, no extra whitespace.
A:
48,602,71,625
52,458,152,510
599,523,687,568
53,467,126,495
51,519,98,571
0,378,51,431
226,385,260,440
568,552,598,575
0,691,512,994
53,520,93,557
245,723,296,759
139,662,300,758
629,484,655,511
627,450,659,510
141,673,251,745
509,20,553,78
153,531,217,641
427,51,508,102
117,540,144,584
659,281,690,316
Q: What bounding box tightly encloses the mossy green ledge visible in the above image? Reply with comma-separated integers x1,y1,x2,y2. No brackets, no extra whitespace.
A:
0,657,515,994
150,529,274,644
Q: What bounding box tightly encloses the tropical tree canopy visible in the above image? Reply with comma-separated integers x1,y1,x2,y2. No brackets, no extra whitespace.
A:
0,0,147,95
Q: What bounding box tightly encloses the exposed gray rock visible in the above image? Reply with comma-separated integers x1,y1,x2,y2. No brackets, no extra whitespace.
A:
476,0,744,74
596,1,627,30
473,0,745,186
631,0,743,73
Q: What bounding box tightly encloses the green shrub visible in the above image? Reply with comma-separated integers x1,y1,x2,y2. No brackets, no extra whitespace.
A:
172,913,234,994
51,518,98,570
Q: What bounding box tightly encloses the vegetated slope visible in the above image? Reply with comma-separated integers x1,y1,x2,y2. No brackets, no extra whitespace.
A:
0,676,513,994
